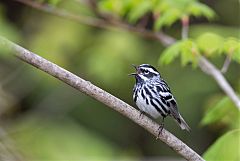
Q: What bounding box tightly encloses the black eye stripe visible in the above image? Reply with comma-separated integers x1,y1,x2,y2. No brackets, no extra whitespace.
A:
139,66,160,77
141,69,149,74
141,69,147,72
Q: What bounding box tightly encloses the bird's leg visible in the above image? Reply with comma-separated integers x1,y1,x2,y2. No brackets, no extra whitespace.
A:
156,117,165,139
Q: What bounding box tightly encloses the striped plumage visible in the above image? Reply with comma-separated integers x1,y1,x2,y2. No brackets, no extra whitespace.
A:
130,64,190,132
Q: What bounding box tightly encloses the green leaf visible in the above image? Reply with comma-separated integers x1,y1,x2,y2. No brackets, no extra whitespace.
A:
196,33,224,56
201,96,240,128
223,38,240,63
128,1,152,23
232,45,240,63
187,2,215,20
159,41,181,65
160,39,201,66
180,39,199,67
153,0,170,13
154,8,181,30
203,130,240,161
98,0,125,16
223,38,239,53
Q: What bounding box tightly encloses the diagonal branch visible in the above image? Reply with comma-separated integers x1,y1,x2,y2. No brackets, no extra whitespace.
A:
0,36,204,161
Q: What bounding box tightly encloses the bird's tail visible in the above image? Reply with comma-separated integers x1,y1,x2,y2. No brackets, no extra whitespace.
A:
175,114,191,132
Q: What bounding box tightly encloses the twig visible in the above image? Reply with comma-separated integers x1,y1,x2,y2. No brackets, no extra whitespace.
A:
15,0,108,28
221,54,232,74
180,14,239,109
15,0,175,46
181,16,189,40
15,0,240,109
0,36,204,161
198,56,240,109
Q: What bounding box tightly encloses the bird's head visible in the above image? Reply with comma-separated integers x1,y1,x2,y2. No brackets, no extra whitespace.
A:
129,64,160,83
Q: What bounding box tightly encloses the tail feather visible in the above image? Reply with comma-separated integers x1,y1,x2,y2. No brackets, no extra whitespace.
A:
175,114,191,132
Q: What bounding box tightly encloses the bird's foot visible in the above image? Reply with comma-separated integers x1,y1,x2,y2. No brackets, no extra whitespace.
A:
156,123,164,140
139,111,144,119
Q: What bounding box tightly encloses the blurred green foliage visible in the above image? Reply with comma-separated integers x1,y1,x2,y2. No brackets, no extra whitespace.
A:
98,0,215,30
36,0,62,6
0,0,240,160
203,129,240,161
0,6,21,57
0,7,20,41
12,116,137,161
201,95,240,129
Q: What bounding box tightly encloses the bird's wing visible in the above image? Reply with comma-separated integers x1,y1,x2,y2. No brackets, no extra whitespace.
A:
154,80,181,121
154,80,190,131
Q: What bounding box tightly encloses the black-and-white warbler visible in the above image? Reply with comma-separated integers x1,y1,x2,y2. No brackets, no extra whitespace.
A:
130,64,190,134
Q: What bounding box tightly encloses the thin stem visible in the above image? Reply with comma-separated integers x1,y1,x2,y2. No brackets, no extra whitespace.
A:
15,0,108,28
15,0,176,46
221,54,232,74
0,36,204,161
181,16,189,40
180,14,239,109
198,56,240,109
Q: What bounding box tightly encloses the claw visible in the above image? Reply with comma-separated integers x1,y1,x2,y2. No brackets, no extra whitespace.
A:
156,117,165,139
139,111,144,119
156,123,164,139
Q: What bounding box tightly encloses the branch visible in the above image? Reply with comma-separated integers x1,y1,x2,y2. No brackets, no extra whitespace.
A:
15,0,109,28
15,0,176,46
0,36,204,161
198,56,240,109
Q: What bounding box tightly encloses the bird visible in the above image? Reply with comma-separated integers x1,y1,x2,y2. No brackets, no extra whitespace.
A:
129,64,190,136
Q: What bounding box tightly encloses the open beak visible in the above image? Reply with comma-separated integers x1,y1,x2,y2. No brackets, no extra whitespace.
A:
132,64,138,70
128,64,138,76
128,73,137,76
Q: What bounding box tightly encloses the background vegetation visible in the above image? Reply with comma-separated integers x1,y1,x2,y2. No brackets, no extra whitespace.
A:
0,0,239,160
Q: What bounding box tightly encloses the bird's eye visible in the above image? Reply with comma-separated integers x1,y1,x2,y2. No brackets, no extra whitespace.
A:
140,68,149,74
144,70,149,74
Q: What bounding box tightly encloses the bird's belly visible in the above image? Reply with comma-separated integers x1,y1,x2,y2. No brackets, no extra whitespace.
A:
136,96,161,119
